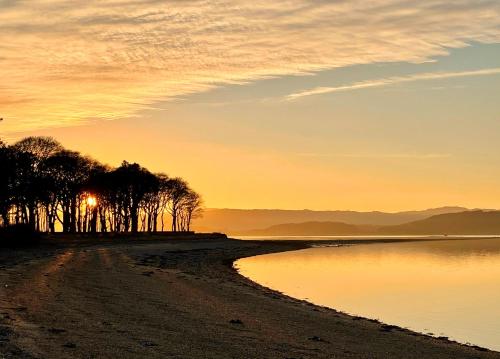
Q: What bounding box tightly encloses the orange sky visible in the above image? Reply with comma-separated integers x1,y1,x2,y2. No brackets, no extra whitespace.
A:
1,1,500,211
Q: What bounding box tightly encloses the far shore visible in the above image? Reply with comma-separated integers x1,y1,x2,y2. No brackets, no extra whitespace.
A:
1,234,499,358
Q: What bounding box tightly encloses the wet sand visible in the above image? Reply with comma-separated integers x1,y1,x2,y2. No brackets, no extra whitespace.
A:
0,236,498,358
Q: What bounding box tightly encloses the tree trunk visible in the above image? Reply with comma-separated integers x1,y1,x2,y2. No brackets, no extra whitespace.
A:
99,208,107,233
90,207,98,233
63,205,70,233
28,205,36,231
187,212,192,232
172,210,177,232
131,205,139,233
69,197,77,233
1,211,9,226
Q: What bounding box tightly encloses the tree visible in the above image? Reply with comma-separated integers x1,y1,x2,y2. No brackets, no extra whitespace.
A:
84,163,110,233
141,174,168,232
13,137,63,160
109,162,158,233
0,144,15,226
165,178,189,232
42,150,95,233
178,190,203,232
0,136,203,235
11,137,64,231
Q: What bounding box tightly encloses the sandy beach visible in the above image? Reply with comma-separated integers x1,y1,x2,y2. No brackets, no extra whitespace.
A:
0,235,498,359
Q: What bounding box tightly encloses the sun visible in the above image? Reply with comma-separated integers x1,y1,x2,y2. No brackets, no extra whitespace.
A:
86,196,97,207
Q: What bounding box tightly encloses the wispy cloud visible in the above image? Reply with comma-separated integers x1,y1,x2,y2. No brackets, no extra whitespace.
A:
298,153,452,160
0,1,500,133
286,68,500,100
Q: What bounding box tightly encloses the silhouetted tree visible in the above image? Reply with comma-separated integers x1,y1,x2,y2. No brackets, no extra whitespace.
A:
11,137,63,231
14,137,63,160
84,164,109,233
178,190,203,232
164,178,189,232
43,150,89,233
141,174,169,232
0,143,15,226
0,136,203,235
108,162,159,233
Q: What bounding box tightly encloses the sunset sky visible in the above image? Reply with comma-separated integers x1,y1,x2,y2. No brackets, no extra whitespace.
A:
1,1,500,211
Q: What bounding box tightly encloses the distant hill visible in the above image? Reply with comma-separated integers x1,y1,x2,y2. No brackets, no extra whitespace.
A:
382,210,500,235
191,207,473,234
235,211,500,236
241,221,378,236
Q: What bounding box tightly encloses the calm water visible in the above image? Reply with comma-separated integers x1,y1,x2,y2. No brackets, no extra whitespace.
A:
234,235,500,241
235,238,500,351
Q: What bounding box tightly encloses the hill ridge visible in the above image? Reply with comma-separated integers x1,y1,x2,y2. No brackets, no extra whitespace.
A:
235,210,500,236
192,206,484,233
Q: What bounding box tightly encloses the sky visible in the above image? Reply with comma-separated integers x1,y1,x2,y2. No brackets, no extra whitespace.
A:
1,0,500,211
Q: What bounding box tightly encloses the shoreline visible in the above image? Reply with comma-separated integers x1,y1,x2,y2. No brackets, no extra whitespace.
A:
1,235,499,358
229,237,500,353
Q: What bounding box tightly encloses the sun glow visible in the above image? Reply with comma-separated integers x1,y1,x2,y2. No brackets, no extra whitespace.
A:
86,196,97,208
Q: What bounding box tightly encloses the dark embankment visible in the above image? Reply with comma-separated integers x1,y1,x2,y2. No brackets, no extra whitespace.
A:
0,224,42,248
1,235,498,358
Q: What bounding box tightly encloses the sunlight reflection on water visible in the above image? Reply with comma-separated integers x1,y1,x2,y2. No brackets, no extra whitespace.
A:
236,238,500,351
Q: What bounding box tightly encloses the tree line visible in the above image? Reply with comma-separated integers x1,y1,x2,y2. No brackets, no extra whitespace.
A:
0,136,202,234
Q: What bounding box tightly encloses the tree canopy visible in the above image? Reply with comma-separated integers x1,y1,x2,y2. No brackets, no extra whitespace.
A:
0,136,203,234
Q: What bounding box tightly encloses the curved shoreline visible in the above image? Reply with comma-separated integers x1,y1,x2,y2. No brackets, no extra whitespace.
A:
1,235,499,358
134,236,500,358
230,238,499,354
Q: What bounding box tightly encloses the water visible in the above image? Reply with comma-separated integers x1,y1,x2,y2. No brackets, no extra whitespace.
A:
235,238,500,351
234,235,500,241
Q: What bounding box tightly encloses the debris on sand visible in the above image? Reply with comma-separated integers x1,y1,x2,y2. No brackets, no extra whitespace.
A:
308,335,327,342
48,328,67,334
140,340,158,347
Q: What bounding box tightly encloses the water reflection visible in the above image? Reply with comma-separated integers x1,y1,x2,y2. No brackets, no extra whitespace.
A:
236,238,500,351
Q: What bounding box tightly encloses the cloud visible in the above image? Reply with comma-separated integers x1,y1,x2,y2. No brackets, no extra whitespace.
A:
298,153,452,160
286,67,500,100
0,1,500,133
